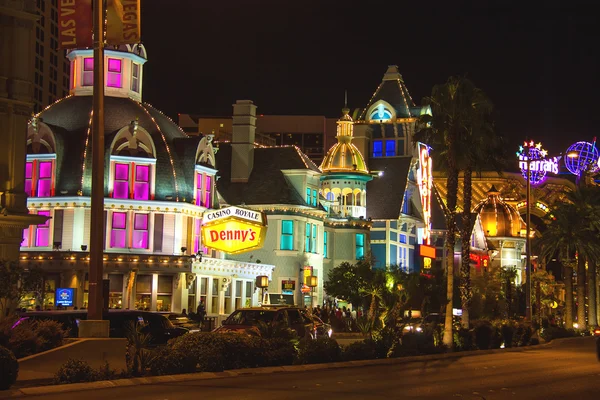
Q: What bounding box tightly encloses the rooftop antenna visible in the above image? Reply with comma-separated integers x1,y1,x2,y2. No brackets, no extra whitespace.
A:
344,90,348,108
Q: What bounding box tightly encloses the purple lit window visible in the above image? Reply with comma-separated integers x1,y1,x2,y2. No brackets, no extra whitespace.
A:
113,163,130,199
134,165,150,200
37,161,52,197
111,212,127,248
25,161,33,196
132,213,148,249
83,57,93,86
35,210,51,247
204,175,212,208
193,219,201,253
195,173,203,206
107,58,122,88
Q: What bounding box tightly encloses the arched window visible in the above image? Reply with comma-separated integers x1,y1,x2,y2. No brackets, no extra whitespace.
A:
109,123,156,200
369,103,393,122
326,191,334,201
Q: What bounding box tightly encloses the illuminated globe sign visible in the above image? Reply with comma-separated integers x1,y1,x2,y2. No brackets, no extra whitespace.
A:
564,141,599,176
517,141,560,185
201,206,267,254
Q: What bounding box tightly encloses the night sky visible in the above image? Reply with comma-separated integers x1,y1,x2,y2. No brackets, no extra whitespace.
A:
141,0,599,156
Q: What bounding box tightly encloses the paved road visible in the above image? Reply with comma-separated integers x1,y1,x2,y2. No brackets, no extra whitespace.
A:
18,337,600,400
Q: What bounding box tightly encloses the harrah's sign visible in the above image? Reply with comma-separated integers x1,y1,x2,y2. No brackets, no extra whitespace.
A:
201,206,267,255
518,156,560,175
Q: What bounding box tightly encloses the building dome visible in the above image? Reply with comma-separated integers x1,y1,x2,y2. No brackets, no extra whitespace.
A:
474,186,525,237
320,108,369,174
28,95,199,202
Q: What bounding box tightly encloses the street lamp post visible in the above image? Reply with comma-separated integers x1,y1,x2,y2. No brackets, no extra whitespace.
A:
526,153,532,322
307,275,318,308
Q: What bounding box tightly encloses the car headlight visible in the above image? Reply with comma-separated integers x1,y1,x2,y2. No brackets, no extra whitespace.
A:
416,327,423,332
328,328,333,337
403,326,411,331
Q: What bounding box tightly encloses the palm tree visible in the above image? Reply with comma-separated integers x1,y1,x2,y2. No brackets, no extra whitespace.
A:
537,196,600,329
415,80,460,347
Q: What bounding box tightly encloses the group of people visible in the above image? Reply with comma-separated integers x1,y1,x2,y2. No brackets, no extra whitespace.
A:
310,304,362,332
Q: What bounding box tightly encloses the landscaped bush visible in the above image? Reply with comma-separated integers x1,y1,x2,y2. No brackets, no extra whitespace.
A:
8,320,41,358
261,338,296,366
54,359,98,384
33,320,67,352
540,326,578,342
296,337,341,364
513,323,533,347
371,326,399,358
0,345,18,390
169,332,264,372
454,328,474,351
388,331,444,358
473,321,494,350
149,346,196,376
341,339,378,361
500,323,515,348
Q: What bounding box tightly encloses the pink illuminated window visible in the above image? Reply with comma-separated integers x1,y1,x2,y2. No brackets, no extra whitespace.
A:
111,212,127,248
204,175,212,208
195,173,203,206
25,162,33,196
107,58,122,88
113,163,129,199
35,210,51,247
83,57,93,86
193,219,201,253
37,161,52,197
134,165,150,200
132,213,149,249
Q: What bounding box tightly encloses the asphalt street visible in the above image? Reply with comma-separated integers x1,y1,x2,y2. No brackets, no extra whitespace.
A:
12,337,600,400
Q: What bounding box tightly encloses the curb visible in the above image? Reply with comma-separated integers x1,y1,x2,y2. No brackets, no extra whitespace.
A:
1,336,585,398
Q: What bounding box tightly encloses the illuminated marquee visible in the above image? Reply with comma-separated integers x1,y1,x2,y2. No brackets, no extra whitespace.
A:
517,141,560,185
201,206,267,254
417,143,432,245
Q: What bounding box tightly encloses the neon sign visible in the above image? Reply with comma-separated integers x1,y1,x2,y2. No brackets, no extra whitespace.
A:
201,206,267,254
516,141,560,185
417,143,432,245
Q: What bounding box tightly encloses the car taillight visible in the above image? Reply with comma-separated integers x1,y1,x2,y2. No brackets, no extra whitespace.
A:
594,329,600,336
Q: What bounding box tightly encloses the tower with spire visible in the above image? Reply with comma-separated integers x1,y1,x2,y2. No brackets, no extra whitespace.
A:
320,101,372,219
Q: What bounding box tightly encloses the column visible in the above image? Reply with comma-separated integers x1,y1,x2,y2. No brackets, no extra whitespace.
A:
151,273,158,311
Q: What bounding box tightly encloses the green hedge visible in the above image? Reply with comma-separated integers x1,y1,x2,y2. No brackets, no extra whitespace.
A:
0,346,18,390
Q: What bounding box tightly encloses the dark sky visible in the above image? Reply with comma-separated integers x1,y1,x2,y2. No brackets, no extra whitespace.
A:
141,0,599,156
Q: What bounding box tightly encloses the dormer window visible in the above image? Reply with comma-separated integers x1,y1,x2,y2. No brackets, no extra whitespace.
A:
195,167,214,208
131,63,140,92
107,58,122,88
111,160,153,200
83,57,93,86
369,104,393,122
25,156,55,197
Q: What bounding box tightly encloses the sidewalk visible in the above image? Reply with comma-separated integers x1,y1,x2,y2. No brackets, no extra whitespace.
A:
16,338,127,386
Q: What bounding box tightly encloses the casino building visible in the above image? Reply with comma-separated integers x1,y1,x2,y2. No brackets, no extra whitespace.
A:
19,45,274,315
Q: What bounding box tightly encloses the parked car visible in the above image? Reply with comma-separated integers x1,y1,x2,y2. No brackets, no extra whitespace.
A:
18,310,188,345
213,306,332,339
160,312,201,332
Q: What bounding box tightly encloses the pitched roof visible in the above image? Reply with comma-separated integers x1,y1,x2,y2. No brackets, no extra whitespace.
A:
359,66,416,120
215,144,317,206
366,157,413,219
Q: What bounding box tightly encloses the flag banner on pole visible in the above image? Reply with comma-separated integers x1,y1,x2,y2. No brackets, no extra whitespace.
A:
106,0,141,45
58,0,93,49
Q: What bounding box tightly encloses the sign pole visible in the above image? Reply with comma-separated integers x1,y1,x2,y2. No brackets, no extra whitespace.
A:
88,0,106,322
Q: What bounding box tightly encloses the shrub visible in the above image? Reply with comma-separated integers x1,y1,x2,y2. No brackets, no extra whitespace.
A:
0,346,18,390
454,328,474,351
371,326,399,358
296,337,340,364
54,359,97,384
388,332,444,358
8,320,41,359
341,339,378,361
33,320,67,352
500,323,514,348
540,326,577,342
169,332,263,372
262,338,296,366
149,346,196,376
95,362,118,381
513,323,533,347
473,321,493,350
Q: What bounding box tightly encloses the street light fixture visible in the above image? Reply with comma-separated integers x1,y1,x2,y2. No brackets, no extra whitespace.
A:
307,275,318,308
256,275,269,305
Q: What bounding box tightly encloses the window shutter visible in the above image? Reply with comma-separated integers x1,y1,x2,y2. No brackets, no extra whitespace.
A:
53,209,63,247
154,213,164,252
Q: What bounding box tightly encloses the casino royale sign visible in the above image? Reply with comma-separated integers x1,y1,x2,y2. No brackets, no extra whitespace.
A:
201,206,267,254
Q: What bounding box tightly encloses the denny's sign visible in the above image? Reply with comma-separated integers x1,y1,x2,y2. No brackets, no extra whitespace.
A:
201,206,267,254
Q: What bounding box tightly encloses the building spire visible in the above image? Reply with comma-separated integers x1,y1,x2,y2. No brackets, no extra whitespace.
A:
344,90,348,108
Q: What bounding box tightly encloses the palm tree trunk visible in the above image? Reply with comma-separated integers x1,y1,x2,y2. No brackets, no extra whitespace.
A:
460,166,473,328
588,262,597,327
443,165,459,348
577,256,587,330
564,265,574,329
